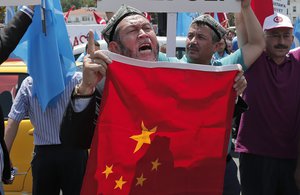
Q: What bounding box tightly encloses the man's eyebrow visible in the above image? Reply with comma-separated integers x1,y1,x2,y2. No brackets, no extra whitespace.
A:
123,24,137,30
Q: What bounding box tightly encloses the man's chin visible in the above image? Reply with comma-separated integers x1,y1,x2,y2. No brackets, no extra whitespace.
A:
187,52,199,60
187,49,199,55
138,52,157,61
274,49,289,56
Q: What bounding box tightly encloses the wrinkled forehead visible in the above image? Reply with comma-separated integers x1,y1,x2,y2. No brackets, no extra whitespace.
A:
117,15,149,29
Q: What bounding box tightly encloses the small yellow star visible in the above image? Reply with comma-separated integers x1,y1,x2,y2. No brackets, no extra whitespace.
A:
130,121,157,153
136,173,147,186
102,165,113,179
114,176,127,190
151,158,161,171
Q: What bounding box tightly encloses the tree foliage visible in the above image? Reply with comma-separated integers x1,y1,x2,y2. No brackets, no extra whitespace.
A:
0,7,5,23
61,0,96,12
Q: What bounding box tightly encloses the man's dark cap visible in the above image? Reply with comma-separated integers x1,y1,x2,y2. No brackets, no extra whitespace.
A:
101,4,145,43
191,14,227,41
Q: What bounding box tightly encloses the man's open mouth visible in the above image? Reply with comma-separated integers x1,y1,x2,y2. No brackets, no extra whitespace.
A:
139,43,152,52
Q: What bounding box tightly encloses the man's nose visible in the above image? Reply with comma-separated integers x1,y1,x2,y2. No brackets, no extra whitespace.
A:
138,29,149,38
277,36,286,44
190,36,197,44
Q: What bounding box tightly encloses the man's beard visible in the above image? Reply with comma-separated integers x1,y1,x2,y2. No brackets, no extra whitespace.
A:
118,41,159,61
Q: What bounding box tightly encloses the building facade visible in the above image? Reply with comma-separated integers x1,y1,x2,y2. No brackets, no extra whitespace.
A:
65,7,107,24
287,0,300,23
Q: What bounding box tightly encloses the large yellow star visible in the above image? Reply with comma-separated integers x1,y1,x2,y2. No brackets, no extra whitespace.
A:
114,176,127,190
151,158,161,171
136,173,147,186
130,121,157,153
102,165,113,179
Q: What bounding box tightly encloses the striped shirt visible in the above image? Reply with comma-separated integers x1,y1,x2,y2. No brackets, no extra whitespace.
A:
8,72,82,145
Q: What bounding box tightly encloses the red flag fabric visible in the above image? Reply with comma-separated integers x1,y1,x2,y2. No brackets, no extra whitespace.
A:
64,5,75,22
251,0,274,26
81,51,238,195
208,13,229,28
217,13,228,28
93,11,106,25
143,12,152,22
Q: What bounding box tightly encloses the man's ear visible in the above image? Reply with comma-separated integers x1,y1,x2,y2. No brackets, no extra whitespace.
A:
108,41,121,54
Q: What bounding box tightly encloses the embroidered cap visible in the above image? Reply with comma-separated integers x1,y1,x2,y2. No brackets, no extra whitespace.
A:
191,14,227,40
101,4,145,43
263,12,293,31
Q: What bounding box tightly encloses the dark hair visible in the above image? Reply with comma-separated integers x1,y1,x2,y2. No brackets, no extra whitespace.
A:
223,37,229,54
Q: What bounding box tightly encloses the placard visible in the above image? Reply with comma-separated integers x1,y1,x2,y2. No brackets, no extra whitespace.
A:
97,0,240,13
273,0,288,14
0,0,41,6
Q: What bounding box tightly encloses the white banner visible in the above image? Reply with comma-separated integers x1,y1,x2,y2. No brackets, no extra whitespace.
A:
0,0,41,6
67,24,106,47
97,0,240,13
273,0,288,14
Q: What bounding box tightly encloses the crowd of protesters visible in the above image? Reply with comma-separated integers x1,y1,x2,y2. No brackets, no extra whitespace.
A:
0,0,300,195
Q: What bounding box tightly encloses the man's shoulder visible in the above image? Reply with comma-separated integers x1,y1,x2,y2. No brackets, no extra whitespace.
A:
73,71,83,78
289,47,300,61
158,52,181,63
23,76,32,85
219,49,249,71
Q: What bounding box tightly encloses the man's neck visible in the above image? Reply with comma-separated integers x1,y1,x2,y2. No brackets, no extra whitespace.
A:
218,51,225,56
272,57,286,65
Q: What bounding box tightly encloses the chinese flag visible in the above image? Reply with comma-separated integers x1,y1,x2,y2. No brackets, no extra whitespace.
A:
251,0,274,26
81,52,238,195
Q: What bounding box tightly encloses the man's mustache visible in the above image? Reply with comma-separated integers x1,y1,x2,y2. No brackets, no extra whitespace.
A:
274,44,289,49
188,43,199,50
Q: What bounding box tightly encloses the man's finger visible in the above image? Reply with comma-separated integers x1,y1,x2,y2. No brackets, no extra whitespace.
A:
94,51,113,64
87,30,95,56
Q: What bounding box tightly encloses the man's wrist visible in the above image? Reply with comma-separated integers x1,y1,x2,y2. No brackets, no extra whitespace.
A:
74,83,95,96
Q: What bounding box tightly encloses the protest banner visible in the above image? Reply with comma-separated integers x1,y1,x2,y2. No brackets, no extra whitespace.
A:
0,0,41,6
81,51,239,195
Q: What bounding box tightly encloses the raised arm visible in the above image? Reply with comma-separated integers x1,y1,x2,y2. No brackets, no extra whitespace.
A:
0,6,34,64
235,12,247,49
60,32,110,149
236,0,265,68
